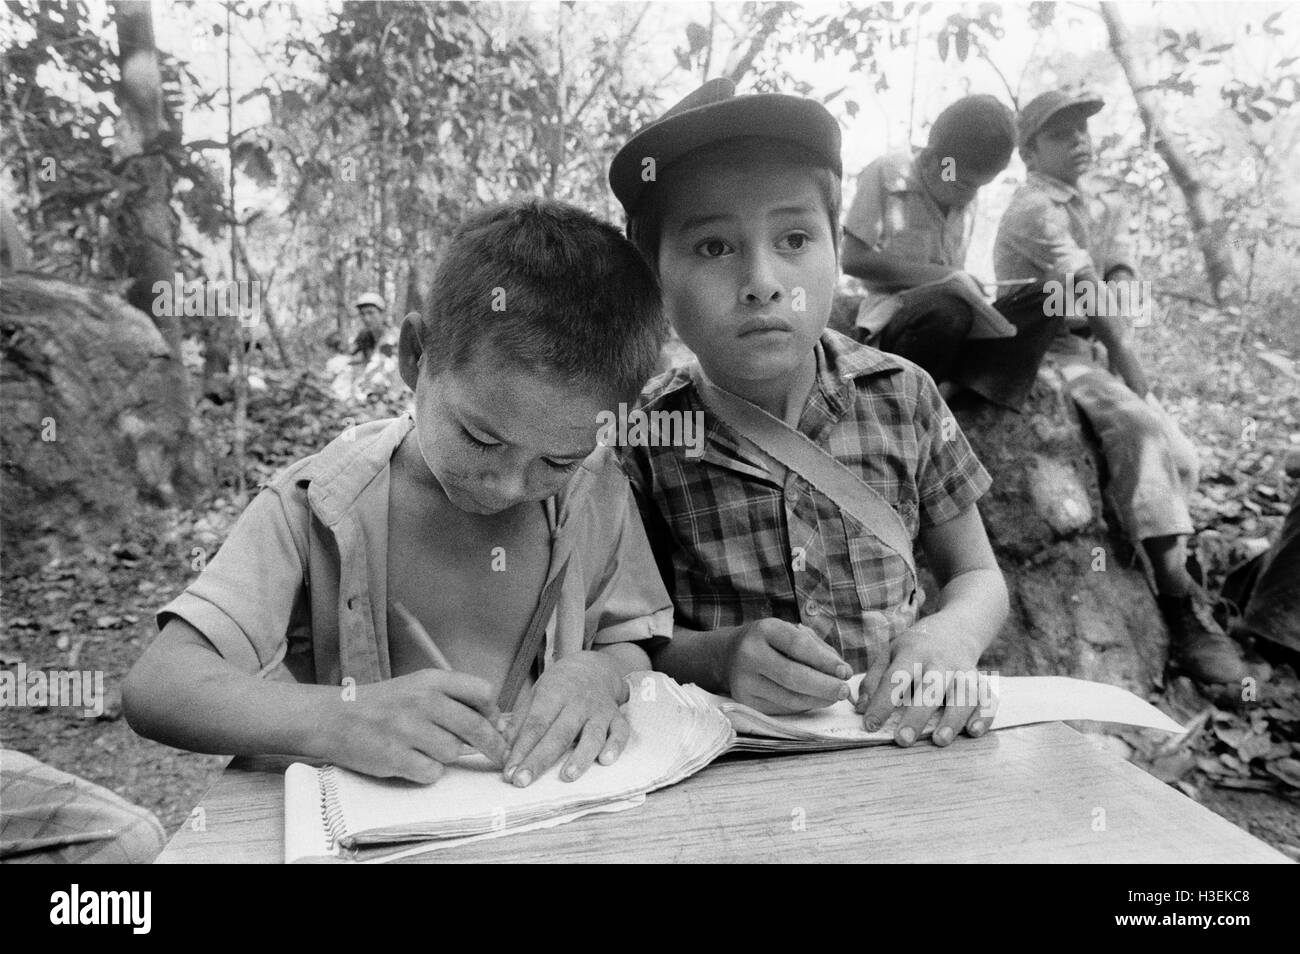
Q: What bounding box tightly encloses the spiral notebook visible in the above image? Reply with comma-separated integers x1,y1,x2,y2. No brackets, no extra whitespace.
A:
284,671,1184,862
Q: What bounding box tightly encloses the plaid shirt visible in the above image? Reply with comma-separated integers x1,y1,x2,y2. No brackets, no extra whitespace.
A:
620,330,991,672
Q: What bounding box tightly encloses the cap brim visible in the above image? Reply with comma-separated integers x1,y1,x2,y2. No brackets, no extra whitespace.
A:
610,95,841,216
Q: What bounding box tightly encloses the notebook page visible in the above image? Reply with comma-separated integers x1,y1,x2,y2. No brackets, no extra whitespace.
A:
706,675,1183,742
327,673,732,842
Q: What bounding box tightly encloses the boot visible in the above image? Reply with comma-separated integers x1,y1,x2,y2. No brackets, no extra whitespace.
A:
1159,593,1248,685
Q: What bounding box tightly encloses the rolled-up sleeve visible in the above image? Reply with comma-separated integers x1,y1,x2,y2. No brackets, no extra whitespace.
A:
581,462,675,647
155,484,309,675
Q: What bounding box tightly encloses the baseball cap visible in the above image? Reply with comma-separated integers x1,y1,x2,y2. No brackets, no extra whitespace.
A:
1017,90,1105,152
609,77,842,218
927,94,1015,174
355,292,385,310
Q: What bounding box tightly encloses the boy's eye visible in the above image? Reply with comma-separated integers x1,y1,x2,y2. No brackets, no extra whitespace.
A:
543,458,583,474
779,231,810,251
694,238,732,258
461,427,499,452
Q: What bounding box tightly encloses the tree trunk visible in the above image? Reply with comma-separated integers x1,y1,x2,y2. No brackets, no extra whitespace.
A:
112,1,182,350
1099,1,1240,306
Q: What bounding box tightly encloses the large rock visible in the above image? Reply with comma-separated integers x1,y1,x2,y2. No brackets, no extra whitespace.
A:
948,369,1169,693
1,273,208,563
832,290,1169,691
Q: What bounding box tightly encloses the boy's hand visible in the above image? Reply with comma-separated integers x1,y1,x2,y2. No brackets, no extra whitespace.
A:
726,618,851,714
329,669,510,784
502,652,629,788
855,618,997,747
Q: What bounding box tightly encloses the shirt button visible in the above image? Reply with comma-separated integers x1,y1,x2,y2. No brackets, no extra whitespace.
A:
784,484,798,505
805,600,821,617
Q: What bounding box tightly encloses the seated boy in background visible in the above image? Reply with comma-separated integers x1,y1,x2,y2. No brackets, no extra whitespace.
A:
840,94,1016,390
125,201,673,789
955,91,1246,686
610,79,1009,746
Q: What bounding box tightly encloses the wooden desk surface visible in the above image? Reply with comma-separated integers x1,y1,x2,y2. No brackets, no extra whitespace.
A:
157,723,1289,864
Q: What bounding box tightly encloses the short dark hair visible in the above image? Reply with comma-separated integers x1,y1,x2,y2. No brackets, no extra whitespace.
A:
927,94,1015,176
421,200,666,401
626,137,842,273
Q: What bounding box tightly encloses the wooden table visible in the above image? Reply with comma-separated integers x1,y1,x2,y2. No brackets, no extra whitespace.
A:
157,723,1289,863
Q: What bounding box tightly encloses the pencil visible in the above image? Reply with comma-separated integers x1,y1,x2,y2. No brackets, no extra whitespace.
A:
390,600,506,761
391,600,454,671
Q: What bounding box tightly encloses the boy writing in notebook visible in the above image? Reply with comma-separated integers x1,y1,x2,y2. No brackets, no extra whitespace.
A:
610,79,1009,747
125,201,673,787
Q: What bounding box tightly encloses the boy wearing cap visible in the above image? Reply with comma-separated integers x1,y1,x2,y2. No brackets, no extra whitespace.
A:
959,90,1245,685
610,79,1008,746
352,291,385,363
841,95,1016,389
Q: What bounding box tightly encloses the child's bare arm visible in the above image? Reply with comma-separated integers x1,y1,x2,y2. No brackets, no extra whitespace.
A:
124,618,508,782
857,504,1008,746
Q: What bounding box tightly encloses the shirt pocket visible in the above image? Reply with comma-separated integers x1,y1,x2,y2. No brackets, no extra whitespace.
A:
844,521,921,650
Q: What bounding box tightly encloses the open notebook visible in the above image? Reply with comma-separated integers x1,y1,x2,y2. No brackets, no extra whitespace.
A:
285,671,1184,862
857,273,1021,341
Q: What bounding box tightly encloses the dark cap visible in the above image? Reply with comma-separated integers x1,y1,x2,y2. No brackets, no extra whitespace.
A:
609,78,842,218
927,94,1016,174
1018,90,1105,151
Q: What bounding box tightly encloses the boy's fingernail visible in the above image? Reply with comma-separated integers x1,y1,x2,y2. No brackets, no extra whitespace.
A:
837,683,850,700
503,765,517,781
970,720,986,737
864,717,881,732
897,726,915,746
562,765,577,781
837,664,852,680
935,726,954,745
514,769,532,788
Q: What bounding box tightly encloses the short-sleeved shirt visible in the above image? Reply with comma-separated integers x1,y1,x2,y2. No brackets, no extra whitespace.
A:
843,151,977,333
994,172,1136,330
157,414,674,686
620,330,991,672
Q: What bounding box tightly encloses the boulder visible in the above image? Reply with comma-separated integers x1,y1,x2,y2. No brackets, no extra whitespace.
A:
1,273,208,566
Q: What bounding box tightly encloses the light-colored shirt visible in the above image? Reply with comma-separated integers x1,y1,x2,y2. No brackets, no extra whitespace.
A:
157,414,674,686
843,151,977,333
994,171,1135,286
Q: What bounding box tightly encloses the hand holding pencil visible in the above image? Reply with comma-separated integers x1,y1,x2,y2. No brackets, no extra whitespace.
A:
316,602,509,784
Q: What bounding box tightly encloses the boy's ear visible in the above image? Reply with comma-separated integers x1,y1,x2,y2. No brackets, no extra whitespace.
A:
397,313,423,390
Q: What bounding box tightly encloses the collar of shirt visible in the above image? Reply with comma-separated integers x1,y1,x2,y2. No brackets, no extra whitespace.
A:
1027,170,1084,205
652,331,905,481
